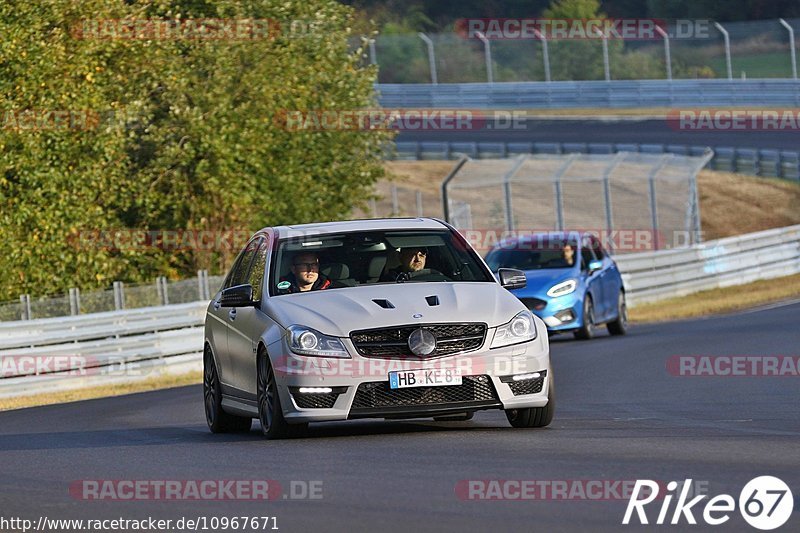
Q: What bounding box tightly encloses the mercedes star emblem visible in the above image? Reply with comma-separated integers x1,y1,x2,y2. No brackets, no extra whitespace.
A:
408,328,436,356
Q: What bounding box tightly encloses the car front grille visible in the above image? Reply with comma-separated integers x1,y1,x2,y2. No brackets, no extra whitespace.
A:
351,375,498,409
350,323,487,358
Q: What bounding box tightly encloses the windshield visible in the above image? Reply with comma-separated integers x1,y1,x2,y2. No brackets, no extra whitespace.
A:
269,229,494,296
485,240,578,271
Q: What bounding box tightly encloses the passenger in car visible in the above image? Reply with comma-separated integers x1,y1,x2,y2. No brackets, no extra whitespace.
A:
380,247,428,281
279,252,332,293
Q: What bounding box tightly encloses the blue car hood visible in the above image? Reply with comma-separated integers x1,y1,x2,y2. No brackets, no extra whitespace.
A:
516,269,576,294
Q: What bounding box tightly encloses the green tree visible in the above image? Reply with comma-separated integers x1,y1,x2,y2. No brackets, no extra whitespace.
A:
0,0,389,301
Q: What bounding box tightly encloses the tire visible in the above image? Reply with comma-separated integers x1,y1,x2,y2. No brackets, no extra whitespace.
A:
433,412,475,422
573,296,595,340
606,291,628,336
203,347,252,433
505,373,555,428
257,349,307,439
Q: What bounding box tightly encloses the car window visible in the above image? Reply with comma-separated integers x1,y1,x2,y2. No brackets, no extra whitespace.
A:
269,230,493,296
229,237,261,288
485,239,579,271
581,242,597,270
590,236,605,260
247,237,269,299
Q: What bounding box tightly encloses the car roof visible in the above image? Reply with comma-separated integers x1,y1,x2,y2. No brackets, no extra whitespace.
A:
263,217,449,239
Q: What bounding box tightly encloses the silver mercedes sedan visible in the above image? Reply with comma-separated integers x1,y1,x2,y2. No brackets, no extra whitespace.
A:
203,218,553,439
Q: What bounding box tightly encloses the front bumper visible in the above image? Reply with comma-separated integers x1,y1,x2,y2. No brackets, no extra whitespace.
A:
272,329,551,423
516,292,584,332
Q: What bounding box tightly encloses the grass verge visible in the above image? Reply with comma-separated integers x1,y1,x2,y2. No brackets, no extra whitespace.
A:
0,370,202,412
629,273,800,323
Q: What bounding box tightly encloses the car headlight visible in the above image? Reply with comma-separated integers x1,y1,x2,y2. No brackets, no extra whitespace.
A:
546,279,577,297
491,311,537,349
287,325,350,358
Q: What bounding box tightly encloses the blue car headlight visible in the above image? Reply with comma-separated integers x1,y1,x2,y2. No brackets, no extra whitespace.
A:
546,279,577,298
491,311,537,349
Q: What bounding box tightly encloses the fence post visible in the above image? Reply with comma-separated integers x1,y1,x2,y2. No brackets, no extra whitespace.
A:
416,190,424,216
68,288,81,316
601,153,626,253
502,155,527,231
532,28,551,82
551,154,578,231
157,276,170,305
203,270,210,300
779,19,798,79
113,281,125,310
20,294,31,321
713,22,733,80
647,154,674,251
655,25,672,80
441,156,470,223
475,31,494,84
197,271,205,301
370,198,378,218
418,33,438,84
368,38,377,66
593,27,611,81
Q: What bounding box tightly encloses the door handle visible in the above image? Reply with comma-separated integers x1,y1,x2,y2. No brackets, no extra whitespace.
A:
228,309,237,320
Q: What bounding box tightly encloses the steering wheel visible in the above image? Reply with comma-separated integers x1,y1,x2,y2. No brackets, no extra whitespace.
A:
405,268,448,282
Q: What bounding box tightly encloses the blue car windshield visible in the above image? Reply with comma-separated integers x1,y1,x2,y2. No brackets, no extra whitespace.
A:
485,245,577,271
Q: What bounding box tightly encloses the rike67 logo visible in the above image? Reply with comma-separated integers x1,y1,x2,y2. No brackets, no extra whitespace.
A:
623,476,793,530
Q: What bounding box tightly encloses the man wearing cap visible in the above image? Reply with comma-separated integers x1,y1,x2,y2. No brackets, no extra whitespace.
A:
380,247,428,282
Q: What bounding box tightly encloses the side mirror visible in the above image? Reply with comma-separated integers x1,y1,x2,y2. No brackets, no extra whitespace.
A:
588,260,603,273
498,268,527,290
220,284,255,307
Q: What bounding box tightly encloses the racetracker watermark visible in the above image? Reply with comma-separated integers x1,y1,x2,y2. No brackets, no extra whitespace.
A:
1,109,100,131
668,109,800,131
275,109,527,132
69,480,323,501
667,355,800,377
71,18,279,41
70,229,252,252
274,354,544,380
455,19,712,40
456,229,689,254
455,479,707,501
0,355,166,379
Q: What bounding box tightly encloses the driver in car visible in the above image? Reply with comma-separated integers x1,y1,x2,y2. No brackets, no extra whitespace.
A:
278,252,332,293
380,247,427,282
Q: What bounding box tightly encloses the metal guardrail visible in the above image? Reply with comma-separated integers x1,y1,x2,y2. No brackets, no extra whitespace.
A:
377,80,800,109
616,225,800,305
1,224,798,399
391,141,800,180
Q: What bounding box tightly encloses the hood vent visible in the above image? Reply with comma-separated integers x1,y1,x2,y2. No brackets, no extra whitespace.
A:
372,299,395,309
425,295,440,307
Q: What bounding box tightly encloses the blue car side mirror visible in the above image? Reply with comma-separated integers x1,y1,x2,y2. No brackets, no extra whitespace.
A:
588,260,603,273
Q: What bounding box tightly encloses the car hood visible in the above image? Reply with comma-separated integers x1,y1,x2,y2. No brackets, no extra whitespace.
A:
514,269,577,294
265,282,525,337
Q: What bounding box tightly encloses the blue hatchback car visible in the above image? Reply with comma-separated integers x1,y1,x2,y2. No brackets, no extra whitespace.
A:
485,232,627,340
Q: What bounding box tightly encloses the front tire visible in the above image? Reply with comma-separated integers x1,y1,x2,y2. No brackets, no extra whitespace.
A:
204,347,252,433
257,349,307,439
573,296,595,340
505,373,555,428
606,291,628,336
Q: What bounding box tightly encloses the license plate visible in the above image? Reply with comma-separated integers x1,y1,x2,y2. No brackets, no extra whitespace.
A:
389,368,462,389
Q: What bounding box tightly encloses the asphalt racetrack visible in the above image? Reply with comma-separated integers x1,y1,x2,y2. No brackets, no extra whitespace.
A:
1,301,798,532
397,118,800,151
